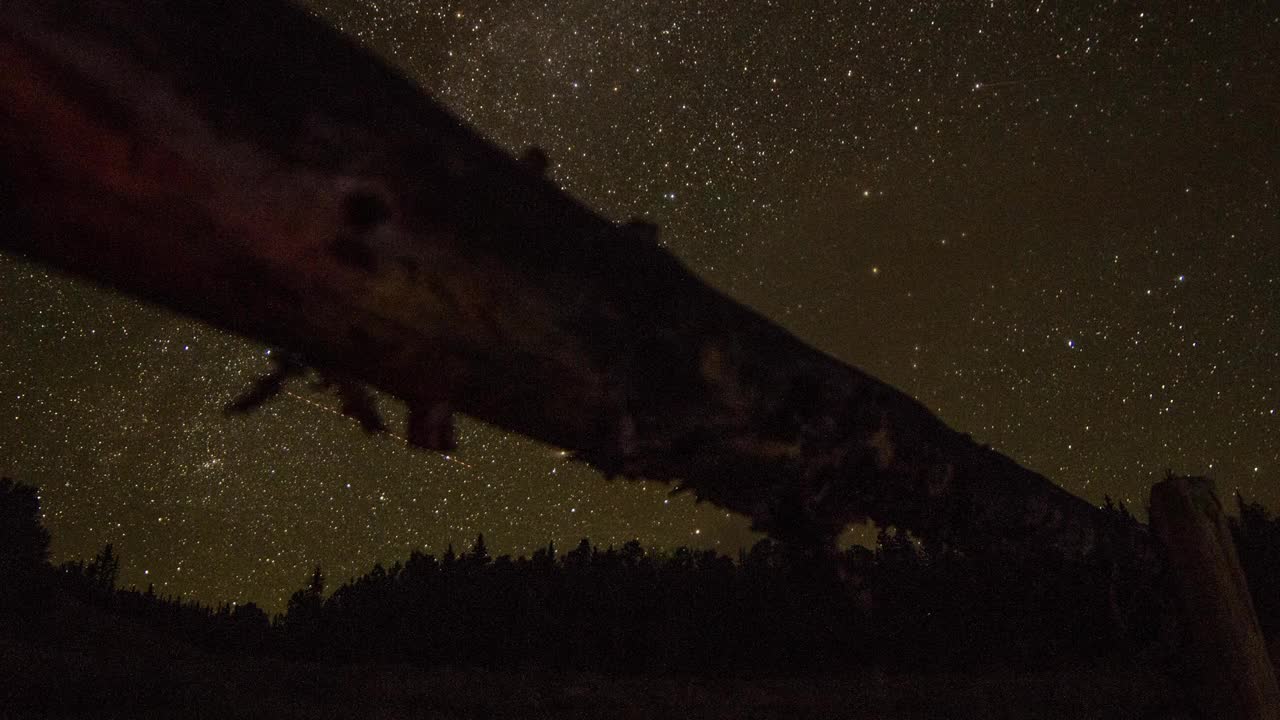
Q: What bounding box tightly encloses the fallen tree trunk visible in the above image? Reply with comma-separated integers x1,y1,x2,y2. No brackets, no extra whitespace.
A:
0,0,1143,559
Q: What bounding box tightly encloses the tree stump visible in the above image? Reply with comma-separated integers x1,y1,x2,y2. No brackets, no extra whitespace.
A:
1149,475,1280,719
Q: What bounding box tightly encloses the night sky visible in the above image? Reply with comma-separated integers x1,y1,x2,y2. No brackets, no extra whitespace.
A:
1,2,1276,609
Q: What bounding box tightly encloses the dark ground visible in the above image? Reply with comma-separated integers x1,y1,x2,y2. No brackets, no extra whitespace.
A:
1,597,1192,720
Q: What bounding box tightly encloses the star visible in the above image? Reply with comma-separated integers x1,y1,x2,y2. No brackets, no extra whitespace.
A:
1,0,1274,608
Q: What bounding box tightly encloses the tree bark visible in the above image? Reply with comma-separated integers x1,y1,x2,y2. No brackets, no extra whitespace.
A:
0,0,1145,559
1150,476,1280,720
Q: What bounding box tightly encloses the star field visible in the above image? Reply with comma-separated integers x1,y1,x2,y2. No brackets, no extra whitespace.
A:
1,1,1276,608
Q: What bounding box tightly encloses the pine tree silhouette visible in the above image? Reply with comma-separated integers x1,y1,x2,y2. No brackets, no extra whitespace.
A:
0,478,49,572
87,543,120,595
0,477,53,616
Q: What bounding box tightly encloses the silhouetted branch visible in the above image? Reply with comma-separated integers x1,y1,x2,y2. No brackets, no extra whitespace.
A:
0,0,1146,560
225,354,305,414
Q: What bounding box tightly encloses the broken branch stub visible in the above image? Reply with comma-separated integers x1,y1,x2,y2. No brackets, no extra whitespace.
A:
0,0,1146,560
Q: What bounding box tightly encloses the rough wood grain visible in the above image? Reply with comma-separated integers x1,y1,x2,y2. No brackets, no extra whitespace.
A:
1150,475,1280,720
0,0,1145,559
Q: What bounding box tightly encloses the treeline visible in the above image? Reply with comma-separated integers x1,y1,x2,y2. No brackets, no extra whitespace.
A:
7,475,1280,673
262,525,1157,672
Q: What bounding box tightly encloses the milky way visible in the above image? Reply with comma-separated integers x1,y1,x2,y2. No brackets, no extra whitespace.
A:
1,1,1275,608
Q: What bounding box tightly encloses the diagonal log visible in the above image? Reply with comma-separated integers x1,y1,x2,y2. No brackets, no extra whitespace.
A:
0,0,1145,560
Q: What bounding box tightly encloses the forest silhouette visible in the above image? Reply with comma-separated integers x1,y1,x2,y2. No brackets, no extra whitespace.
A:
7,475,1280,676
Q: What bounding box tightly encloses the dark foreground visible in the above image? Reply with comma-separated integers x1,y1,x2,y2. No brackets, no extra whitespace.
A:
2,598,1190,720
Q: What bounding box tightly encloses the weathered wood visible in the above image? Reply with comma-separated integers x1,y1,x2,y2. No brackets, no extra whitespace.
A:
0,0,1146,560
1150,475,1280,720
